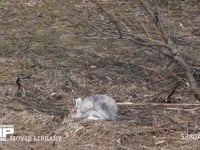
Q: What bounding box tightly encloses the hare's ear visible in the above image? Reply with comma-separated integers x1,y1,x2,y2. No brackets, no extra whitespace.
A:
74,98,82,108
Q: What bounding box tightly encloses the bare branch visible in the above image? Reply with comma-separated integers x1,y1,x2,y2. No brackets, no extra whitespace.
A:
90,0,123,38
138,1,200,101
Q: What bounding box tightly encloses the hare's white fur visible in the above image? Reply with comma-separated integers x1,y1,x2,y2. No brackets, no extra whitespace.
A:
71,94,118,120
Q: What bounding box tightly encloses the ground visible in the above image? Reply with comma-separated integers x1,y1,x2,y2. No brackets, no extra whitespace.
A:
1,0,200,149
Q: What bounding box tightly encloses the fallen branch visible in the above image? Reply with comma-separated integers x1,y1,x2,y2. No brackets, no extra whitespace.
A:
117,102,200,106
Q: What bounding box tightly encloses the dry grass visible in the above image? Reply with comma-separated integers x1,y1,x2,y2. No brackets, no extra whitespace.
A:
0,0,200,149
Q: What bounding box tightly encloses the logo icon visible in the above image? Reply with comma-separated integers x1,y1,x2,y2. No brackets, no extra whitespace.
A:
0,125,14,141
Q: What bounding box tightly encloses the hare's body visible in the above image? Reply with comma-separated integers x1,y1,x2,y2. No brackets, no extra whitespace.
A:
71,94,118,120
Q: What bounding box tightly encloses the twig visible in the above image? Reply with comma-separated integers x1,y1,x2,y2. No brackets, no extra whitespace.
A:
91,0,123,39
166,107,200,112
117,102,200,106
165,81,180,101
16,77,21,90
16,74,32,90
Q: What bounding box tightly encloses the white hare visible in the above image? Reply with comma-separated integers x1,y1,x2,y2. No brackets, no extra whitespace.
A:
70,94,118,121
